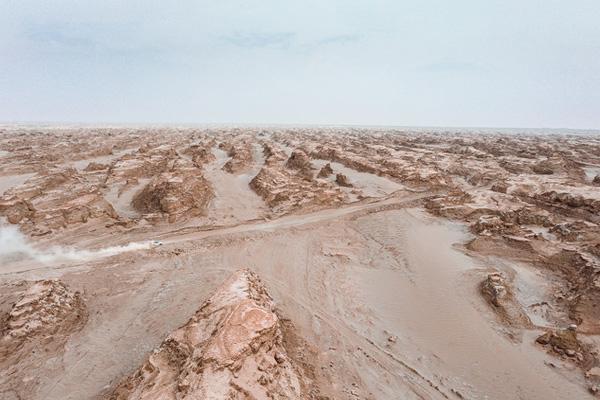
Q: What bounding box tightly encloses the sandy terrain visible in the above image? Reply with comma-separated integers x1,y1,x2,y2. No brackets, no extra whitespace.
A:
1,125,600,399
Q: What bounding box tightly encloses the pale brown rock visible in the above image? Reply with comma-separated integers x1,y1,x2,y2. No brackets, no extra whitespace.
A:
109,269,309,400
317,163,333,178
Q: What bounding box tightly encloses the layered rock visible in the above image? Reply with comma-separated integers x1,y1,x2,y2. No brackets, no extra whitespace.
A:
250,166,345,214
132,172,213,221
249,143,346,214
182,143,216,167
530,191,600,222
335,173,352,187
317,163,333,178
222,142,254,174
535,328,593,366
0,198,35,224
110,269,309,400
60,194,118,224
480,272,531,328
84,162,110,172
531,161,554,175
285,150,312,171
285,150,314,181
0,280,87,358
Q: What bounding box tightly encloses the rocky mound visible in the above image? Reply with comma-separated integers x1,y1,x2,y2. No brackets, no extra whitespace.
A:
60,194,119,224
0,197,35,224
110,269,310,400
0,280,86,358
317,163,333,178
84,162,110,172
536,328,582,358
531,161,555,175
183,143,216,167
480,272,531,328
250,166,345,213
335,173,352,187
534,327,600,384
222,143,253,174
132,172,213,221
262,143,287,165
286,150,312,170
1,192,118,234
531,191,600,221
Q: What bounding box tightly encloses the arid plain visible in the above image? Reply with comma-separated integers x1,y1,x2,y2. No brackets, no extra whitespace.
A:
1,126,600,399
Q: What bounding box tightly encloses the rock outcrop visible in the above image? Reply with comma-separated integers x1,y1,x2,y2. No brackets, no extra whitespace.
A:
84,162,109,172
532,161,554,175
0,280,86,358
317,163,333,178
481,272,531,328
286,150,312,171
133,172,213,221
250,166,345,214
0,198,35,224
222,142,253,174
335,173,352,187
110,269,310,400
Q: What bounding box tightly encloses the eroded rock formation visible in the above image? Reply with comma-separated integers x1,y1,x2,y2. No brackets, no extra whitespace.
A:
0,280,86,358
133,172,213,221
110,269,311,400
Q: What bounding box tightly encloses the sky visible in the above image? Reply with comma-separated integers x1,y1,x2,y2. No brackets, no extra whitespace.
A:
1,1,599,129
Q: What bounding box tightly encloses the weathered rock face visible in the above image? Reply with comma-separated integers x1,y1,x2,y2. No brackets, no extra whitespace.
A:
262,143,287,165
0,198,35,224
132,172,213,220
472,215,507,235
61,194,119,224
0,280,87,399
593,175,600,186
222,142,254,174
311,146,377,175
480,272,531,328
183,143,216,167
491,182,508,193
110,269,309,400
84,162,109,172
532,161,554,175
317,163,333,178
0,280,86,358
250,166,345,213
248,143,346,214
286,150,312,171
481,273,508,307
1,191,118,232
535,329,593,366
335,173,352,187
532,191,600,220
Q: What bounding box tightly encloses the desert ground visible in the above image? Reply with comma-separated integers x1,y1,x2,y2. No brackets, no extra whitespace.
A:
1,125,600,399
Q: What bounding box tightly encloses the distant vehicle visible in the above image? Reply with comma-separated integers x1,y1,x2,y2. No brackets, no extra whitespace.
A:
151,240,163,246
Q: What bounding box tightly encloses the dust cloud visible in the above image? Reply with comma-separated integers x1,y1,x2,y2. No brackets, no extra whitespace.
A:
0,223,151,264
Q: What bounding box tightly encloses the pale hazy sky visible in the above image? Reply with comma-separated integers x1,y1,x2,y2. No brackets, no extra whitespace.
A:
1,1,599,128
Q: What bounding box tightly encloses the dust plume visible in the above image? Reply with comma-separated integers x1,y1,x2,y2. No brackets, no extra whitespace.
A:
0,223,151,264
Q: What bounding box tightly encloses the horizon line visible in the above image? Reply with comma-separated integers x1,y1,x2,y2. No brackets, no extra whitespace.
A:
1,121,600,133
